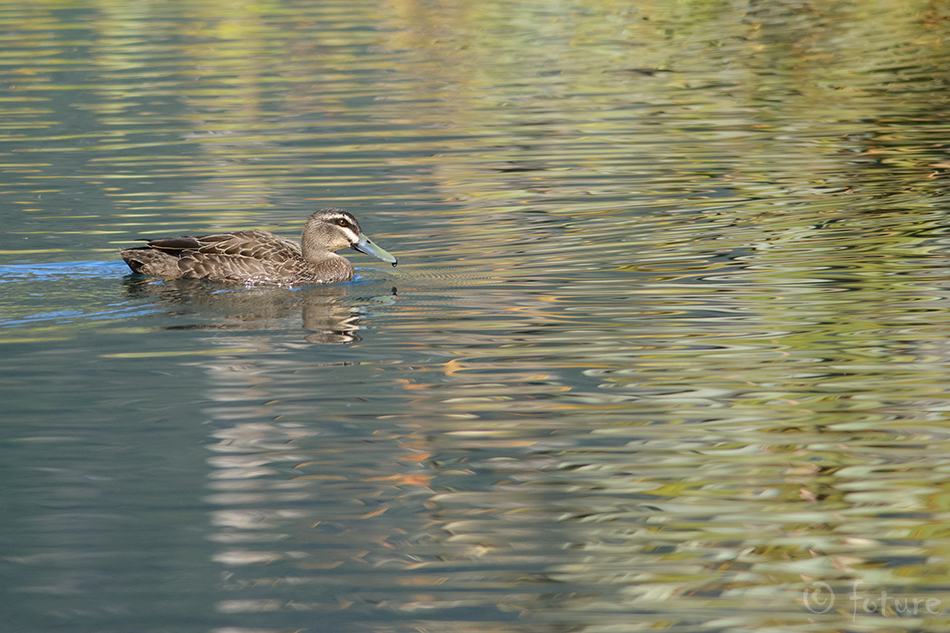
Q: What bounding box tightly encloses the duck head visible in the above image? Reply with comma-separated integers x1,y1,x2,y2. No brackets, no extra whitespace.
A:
302,208,397,267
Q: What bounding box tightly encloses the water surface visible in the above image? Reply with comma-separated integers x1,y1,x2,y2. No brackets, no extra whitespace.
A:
4,1,950,632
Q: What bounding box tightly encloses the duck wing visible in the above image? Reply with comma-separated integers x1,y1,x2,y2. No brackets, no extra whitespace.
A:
145,230,299,259
147,230,308,283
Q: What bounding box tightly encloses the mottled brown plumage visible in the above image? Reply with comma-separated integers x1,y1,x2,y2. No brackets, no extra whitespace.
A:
121,208,397,285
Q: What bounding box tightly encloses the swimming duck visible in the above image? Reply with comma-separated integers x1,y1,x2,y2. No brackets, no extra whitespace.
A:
121,207,397,285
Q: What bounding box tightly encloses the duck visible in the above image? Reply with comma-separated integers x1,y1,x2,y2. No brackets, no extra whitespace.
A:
121,207,397,285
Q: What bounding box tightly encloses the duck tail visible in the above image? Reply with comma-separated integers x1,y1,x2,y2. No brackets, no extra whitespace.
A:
120,248,182,277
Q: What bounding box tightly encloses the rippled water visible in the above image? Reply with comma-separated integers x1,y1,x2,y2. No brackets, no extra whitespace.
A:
4,1,950,632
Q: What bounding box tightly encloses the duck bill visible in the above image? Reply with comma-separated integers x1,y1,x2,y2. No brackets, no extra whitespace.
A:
352,234,397,267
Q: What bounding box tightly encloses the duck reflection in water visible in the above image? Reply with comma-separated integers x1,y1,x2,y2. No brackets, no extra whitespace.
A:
120,208,397,285
124,278,397,344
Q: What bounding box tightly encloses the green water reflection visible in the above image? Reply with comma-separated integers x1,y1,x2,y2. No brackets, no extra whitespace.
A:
3,0,950,632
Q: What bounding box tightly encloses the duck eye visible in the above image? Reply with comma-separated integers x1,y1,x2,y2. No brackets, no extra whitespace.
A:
337,219,349,228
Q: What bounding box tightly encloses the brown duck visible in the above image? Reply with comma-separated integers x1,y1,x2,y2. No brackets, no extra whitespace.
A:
121,207,397,285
